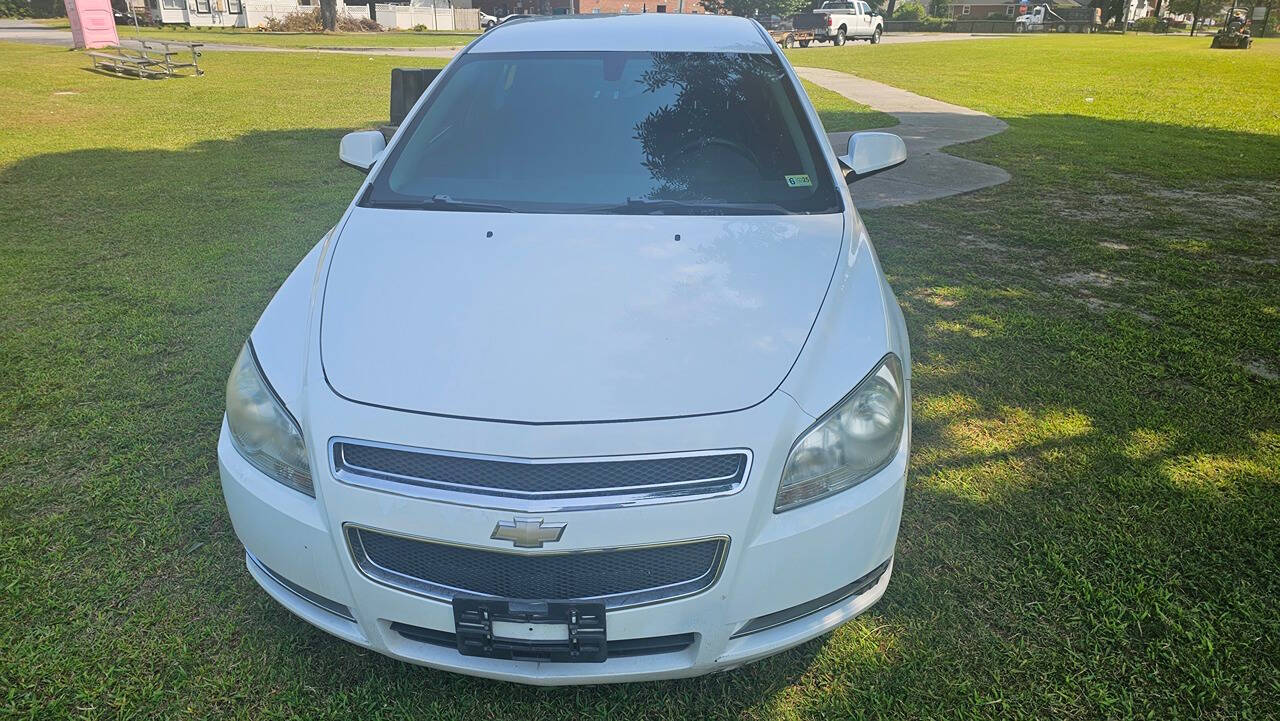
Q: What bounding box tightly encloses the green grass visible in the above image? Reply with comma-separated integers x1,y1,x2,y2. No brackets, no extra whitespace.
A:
2,34,1279,719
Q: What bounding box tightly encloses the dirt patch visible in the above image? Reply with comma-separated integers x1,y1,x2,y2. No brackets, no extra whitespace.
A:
1099,241,1130,251
1075,294,1158,323
1043,194,1149,225
1055,271,1120,289
1241,359,1279,381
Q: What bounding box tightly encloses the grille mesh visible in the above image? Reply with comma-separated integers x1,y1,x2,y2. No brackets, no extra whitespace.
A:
336,443,745,497
350,527,724,602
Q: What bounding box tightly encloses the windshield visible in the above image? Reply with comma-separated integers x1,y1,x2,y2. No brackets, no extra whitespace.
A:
366,51,843,215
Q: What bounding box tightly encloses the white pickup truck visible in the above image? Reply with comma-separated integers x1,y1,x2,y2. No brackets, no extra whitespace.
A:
790,1,884,46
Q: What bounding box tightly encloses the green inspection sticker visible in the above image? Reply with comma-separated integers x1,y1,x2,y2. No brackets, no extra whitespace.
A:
785,174,812,188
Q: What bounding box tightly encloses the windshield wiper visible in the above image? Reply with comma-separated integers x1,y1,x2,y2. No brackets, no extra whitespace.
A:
582,198,793,215
422,195,514,213
363,194,514,213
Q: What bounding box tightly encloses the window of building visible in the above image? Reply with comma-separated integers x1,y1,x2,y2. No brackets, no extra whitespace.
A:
657,3,666,11
620,3,630,11
228,0,242,12
195,0,210,12
161,0,182,8
1004,4,1013,14
961,4,971,14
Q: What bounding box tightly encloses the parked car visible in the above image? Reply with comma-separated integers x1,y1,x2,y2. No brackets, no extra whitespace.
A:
791,0,884,45
478,10,499,28
221,12,910,685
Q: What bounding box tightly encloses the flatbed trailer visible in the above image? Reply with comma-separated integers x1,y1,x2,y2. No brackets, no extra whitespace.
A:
770,28,817,48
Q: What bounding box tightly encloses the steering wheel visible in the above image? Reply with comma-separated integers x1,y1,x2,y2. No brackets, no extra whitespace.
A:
677,136,760,170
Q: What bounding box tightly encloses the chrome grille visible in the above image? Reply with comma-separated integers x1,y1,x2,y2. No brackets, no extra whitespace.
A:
332,439,749,502
347,526,728,609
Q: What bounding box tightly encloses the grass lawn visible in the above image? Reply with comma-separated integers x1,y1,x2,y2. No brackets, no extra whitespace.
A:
1,33,1278,719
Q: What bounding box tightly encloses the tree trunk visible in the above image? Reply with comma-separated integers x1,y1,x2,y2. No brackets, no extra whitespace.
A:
886,0,897,18
320,0,339,31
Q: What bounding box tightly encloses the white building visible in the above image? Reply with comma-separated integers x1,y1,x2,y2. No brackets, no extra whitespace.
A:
128,0,372,28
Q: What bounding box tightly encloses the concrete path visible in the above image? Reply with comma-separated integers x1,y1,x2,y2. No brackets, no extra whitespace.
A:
797,66,1011,209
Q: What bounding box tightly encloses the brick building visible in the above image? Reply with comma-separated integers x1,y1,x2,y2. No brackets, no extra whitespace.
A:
475,0,707,17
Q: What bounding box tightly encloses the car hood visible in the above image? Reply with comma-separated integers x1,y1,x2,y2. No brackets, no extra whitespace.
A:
320,207,844,423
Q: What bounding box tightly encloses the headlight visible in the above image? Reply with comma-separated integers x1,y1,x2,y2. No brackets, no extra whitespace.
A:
225,342,313,496
775,354,904,512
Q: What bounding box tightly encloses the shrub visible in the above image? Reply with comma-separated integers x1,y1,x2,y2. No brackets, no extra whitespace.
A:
336,14,379,31
258,8,323,32
0,0,30,18
918,15,950,29
257,7,379,32
412,23,428,32
1132,16,1158,31
892,1,927,20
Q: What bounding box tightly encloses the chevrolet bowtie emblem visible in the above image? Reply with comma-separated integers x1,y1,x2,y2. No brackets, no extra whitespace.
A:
490,517,566,549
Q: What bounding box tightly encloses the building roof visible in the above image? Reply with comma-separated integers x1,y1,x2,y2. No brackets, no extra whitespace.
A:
469,13,775,55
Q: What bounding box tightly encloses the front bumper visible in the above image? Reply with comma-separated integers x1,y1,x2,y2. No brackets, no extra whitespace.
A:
218,390,907,685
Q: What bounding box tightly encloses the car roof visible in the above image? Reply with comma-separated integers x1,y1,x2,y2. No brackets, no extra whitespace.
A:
469,13,775,55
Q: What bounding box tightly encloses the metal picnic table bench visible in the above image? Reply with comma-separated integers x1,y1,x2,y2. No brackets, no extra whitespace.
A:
87,40,204,79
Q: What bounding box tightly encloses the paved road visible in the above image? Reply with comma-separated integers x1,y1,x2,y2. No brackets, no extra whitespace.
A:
0,18,1008,59
796,66,1011,209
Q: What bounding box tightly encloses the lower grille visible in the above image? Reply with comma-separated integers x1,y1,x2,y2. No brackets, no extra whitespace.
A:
347,525,728,609
391,621,696,659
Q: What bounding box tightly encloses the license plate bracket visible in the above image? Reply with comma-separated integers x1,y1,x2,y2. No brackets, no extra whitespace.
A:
452,597,607,663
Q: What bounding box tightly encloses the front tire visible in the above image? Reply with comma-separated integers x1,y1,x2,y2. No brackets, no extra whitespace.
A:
833,27,847,46
870,26,882,43
1056,23,1067,32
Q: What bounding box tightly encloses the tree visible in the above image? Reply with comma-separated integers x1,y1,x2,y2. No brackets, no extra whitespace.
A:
700,0,811,18
928,0,950,16
1167,0,1226,34
893,1,927,19
319,0,338,31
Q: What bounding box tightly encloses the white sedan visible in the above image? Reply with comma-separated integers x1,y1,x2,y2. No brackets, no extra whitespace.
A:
220,12,911,685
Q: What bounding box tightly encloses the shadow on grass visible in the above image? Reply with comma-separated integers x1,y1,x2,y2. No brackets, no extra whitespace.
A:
0,114,1277,718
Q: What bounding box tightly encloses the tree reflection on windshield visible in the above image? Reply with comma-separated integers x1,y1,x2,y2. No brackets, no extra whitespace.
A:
634,52,797,202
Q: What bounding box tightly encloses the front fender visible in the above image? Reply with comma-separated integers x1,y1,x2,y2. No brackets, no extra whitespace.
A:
779,215,910,419
248,229,334,411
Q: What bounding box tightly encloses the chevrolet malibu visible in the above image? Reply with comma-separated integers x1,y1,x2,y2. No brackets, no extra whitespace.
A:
219,13,911,684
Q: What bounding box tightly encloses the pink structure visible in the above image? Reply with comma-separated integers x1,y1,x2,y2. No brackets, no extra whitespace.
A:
65,0,119,50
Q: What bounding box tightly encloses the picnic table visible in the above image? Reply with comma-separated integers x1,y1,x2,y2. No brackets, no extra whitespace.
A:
87,40,203,79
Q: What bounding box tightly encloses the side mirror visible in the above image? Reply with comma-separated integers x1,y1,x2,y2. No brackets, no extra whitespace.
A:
839,131,907,179
339,130,387,173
